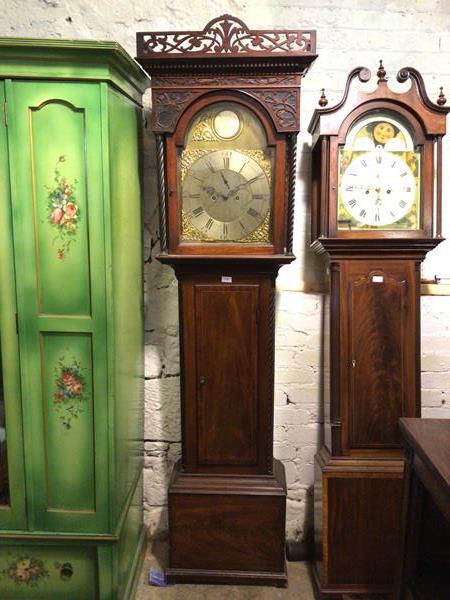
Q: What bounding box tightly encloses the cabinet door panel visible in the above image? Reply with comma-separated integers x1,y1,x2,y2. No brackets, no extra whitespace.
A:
6,81,108,532
196,285,259,466
343,261,416,451
41,333,95,511
0,82,27,530
29,100,91,316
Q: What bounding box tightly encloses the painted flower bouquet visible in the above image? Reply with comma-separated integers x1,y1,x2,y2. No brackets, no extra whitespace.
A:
53,357,87,429
47,155,79,259
4,556,48,586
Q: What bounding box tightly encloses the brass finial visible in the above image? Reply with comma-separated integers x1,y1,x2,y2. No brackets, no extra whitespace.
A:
437,86,447,106
377,60,387,83
318,88,328,107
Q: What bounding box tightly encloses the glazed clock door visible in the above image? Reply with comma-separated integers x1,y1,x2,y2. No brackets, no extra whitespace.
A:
5,80,109,532
341,260,417,453
0,81,27,530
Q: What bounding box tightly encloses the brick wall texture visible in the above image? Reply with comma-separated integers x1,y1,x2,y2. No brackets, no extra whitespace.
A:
3,0,450,542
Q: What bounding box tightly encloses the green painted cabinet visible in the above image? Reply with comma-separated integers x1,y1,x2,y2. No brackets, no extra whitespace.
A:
0,39,148,599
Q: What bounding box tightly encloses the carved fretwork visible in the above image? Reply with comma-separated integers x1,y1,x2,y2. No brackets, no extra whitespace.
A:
138,14,314,57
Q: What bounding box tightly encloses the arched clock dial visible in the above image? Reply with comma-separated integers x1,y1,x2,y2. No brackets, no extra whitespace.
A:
182,149,271,241
340,150,416,226
337,110,421,231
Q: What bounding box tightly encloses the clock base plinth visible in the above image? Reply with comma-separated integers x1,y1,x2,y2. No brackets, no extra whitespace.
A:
313,448,404,597
166,567,287,587
167,459,287,586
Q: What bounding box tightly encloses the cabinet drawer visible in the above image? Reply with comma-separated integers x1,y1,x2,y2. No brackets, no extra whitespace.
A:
0,544,98,599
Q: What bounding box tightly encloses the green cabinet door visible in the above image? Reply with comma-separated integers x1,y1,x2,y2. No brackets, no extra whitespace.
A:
0,81,27,530
5,80,109,533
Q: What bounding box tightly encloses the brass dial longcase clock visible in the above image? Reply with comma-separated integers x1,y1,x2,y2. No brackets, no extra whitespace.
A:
309,64,449,597
137,15,317,585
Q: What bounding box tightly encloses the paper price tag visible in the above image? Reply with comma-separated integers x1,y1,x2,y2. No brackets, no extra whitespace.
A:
372,275,384,283
221,276,232,283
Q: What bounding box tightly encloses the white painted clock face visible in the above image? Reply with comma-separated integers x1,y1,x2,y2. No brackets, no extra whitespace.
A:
340,150,416,227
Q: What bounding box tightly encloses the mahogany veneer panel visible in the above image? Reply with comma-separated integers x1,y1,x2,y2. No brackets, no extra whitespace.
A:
196,284,259,466
179,268,276,474
168,459,286,583
170,494,285,572
313,450,404,596
339,260,418,454
327,476,403,585
348,263,410,448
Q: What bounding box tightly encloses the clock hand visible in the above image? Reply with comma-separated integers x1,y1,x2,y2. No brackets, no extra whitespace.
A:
201,184,228,202
220,171,230,190
226,174,263,198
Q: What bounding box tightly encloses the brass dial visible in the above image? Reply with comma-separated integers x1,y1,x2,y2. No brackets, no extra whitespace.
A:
182,149,270,242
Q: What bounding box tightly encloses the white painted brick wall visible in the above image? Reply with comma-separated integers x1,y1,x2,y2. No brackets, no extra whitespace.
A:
3,0,450,542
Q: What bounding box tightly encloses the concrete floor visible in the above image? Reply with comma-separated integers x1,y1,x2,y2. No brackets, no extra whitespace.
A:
135,540,316,599
135,541,387,599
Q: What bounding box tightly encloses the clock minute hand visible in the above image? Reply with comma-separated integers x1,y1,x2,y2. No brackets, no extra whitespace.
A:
227,174,263,198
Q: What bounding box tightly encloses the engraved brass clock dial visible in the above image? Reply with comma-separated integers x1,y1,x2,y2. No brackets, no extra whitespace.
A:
179,100,274,244
338,111,421,230
182,149,270,241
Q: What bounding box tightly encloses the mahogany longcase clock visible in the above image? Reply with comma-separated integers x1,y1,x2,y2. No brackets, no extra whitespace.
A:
309,63,449,597
137,15,317,585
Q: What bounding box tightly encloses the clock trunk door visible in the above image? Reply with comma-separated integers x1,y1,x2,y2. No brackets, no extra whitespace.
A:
195,284,259,469
341,261,418,453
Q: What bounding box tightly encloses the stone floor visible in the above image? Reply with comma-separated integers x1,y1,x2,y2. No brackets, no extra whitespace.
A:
135,541,387,599
135,540,316,599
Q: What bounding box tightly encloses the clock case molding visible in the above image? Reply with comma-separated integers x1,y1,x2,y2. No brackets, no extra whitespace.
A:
136,15,317,586
308,65,449,597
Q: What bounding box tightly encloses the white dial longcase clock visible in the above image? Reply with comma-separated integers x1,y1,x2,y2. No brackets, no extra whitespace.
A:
136,14,317,587
309,62,449,598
